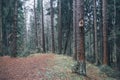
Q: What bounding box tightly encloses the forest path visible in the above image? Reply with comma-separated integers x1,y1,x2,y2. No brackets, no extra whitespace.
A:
0,54,115,80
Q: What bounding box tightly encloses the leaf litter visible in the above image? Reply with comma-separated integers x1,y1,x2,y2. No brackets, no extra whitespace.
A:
0,54,116,80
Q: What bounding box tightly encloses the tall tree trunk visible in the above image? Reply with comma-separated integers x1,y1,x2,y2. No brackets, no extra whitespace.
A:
73,0,77,60
23,9,28,51
94,0,99,64
34,0,38,50
50,0,55,53
46,21,49,52
102,0,108,65
58,0,62,54
41,0,45,52
63,2,72,55
0,0,2,55
88,30,92,59
63,24,71,55
99,0,103,64
113,0,117,69
116,47,120,71
77,0,86,75
12,0,18,57
37,0,41,52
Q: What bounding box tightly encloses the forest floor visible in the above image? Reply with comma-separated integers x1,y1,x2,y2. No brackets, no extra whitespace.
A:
0,53,117,80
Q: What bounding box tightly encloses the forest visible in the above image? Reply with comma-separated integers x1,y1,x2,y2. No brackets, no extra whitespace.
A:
0,0,120,80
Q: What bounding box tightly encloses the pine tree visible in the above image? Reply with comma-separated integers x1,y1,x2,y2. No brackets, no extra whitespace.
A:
50,0,55,53
102,0,108,65
0,0,2,55
58,0,62,54
41,0,45,52
73,0,86,75
94,0,99,64
12,0,18,57
73,0,77,60
34,0,38,50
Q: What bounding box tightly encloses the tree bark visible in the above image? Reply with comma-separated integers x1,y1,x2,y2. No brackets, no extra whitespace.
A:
12,0,18,57
94,0,99,64
63,24,71,55
34,0,38,50
73,0,77,60
58,0,62,54
77,0,86,75
0,0,2,55
116,47,120,71
112,0,119,70
113,0,117,65
102,0,108,65
50,0,55,53
41,0,45,52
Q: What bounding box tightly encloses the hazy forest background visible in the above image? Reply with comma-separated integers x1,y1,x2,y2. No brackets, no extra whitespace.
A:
0,0,120,80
